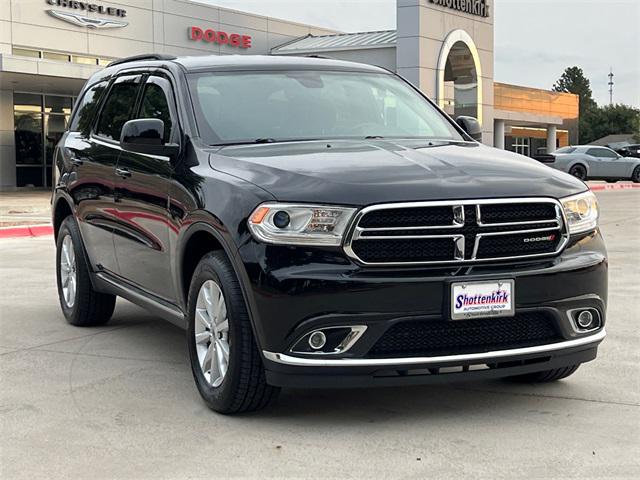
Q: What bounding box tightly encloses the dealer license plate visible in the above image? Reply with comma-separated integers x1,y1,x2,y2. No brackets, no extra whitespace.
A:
450,279,514,320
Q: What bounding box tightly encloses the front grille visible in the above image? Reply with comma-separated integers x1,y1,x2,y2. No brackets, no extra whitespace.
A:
367,312,562,358
358,206,455,228
345,199,566,265
351,237,455,263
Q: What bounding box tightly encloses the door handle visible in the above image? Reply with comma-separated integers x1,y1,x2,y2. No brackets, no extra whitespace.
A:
115,167,132,178
67,150,84,166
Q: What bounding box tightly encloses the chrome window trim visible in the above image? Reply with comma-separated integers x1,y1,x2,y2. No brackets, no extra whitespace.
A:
263,329,606,367
343,197,569,266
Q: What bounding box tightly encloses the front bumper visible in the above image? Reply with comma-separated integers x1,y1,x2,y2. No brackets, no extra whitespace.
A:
237,230,607,387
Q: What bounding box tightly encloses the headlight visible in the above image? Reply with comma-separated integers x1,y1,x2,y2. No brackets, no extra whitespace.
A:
561,191,599,234
248,203,357,246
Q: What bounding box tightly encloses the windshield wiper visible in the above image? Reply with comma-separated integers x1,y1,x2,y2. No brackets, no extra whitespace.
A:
212,138,323,147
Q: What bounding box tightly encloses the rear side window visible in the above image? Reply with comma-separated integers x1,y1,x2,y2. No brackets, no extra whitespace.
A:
137,76,174,143
555,147,576,154
95,76,141,141
69,80,109,136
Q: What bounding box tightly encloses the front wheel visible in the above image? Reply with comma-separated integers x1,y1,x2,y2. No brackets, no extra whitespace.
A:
506,364,580,383
569,164,587,181
632,166,640,183
56,216,116,326
187,251,279,414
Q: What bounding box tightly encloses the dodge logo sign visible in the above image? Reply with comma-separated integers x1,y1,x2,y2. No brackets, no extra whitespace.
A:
523,234,556,243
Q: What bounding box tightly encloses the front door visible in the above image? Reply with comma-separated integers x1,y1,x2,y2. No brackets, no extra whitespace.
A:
112,74,177,302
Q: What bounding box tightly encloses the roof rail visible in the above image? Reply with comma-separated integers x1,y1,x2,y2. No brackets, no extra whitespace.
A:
107,54,177,67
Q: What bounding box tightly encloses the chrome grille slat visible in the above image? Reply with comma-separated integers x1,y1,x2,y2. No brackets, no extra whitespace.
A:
343,198,569,266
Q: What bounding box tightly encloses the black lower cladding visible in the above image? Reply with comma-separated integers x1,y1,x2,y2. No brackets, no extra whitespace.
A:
367,312,563,358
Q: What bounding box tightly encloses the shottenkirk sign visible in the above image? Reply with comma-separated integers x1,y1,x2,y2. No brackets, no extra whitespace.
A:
429,0,490,18
189,27,252,49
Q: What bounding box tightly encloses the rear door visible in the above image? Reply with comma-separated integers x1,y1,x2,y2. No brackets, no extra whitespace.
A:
80,74,143,274
112,74,178,302
66,76,141,274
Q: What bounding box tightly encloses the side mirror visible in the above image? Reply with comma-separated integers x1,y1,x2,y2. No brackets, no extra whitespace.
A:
455,116,483,142
120,119,179,159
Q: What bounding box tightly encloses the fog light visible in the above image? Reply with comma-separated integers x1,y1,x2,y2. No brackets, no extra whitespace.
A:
308,331,326,350
577,310,594,329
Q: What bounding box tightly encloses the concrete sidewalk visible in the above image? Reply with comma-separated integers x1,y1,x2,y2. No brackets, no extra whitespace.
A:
0,190,51,228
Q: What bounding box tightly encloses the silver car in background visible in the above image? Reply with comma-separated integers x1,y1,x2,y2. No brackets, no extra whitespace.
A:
549,145,640,183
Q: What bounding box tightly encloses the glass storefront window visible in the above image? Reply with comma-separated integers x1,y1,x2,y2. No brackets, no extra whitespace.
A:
14,93,73,187
12,47,41,58
73,55,98,65
13,93,42,113
43,51,71,62
45,96,73,115
14,113,43,166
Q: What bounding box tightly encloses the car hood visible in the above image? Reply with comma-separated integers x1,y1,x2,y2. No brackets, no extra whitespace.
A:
208,139,587,205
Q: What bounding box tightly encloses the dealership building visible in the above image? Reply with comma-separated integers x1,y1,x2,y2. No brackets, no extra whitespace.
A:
0,0,578,190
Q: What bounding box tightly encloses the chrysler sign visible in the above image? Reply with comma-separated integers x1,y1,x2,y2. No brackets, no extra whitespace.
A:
46,0,127,17
46,0,128,28
429,0,490,18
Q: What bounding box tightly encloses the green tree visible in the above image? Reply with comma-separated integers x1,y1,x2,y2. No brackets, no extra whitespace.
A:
553,66,598,143
582,104,640,144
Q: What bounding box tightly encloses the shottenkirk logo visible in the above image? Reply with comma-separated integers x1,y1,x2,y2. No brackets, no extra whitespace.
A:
523,234,556,243
45,0,128,29
429,0,490,18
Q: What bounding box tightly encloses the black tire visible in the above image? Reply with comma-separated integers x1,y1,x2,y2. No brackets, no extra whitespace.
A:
187,251,279,414
506,364,580,383
606,179,617,183
632,166,640,183
569,164,587,181
56,216,116,326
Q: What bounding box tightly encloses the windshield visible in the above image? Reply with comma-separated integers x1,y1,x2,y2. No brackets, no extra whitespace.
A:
187,70,465,145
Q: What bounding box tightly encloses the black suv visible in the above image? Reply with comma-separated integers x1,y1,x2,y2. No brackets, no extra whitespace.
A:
52,55,607,414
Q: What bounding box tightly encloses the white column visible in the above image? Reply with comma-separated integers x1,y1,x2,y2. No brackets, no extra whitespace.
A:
494,119,505,149
546,125,557,153
0,90,17,191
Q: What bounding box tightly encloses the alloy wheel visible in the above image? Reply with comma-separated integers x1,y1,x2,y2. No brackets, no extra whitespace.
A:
60,234,77,308
194,280,230,388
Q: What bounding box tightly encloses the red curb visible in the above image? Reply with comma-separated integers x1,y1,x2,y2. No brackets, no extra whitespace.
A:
589,183,640,191
0,225,53,239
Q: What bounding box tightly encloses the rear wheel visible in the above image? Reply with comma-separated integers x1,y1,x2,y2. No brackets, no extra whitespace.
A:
569,164,587,181
632,166,640,183
56,216,116,326
187,251,279,414
506,364,580,383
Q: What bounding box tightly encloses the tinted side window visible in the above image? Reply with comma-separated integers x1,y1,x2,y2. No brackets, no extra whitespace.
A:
96,76,141,140
137,77,173,143
556,147,576,154
586,148,602,157
69,81,109,136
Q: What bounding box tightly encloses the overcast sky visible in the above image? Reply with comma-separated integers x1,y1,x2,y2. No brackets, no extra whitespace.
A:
200,0,639,107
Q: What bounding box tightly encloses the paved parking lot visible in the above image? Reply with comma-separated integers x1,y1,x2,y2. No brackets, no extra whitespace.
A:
1,190,638,479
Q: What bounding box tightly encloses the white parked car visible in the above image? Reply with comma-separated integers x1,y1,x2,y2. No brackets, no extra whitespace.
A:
549,145,640,183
